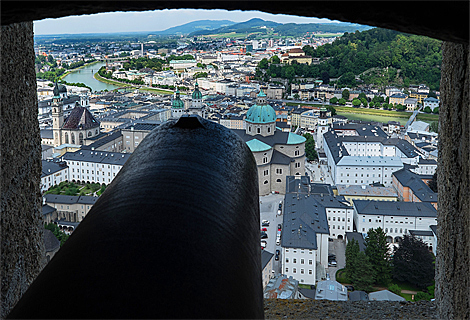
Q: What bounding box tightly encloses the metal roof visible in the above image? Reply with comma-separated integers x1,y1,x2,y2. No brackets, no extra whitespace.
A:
353,200,437,218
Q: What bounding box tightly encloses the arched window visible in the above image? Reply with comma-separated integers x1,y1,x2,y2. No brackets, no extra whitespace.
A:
385,228,388,233
264,180,268,184
65,133,69,144
88,131,92,137
79,132,84,145
55,132,58,141
395,228,398,233
268,126,271,133
71,133,75,144
276,179,282,183
95,129,98,135
400,228,402,233
257,127,261,134
248,126,251,132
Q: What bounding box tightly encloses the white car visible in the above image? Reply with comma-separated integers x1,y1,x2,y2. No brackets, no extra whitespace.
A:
261,240,267,249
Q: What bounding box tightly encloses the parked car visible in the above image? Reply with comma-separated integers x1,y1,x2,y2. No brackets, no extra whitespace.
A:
261,240,267,249
262,220,270,227
326,273,330,280
261,228,267,232
345,285,354,292
261,232,268,239
276,249,280,255
275,254,279,261
278,224,281,231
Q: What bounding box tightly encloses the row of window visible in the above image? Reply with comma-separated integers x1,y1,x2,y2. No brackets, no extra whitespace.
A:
341,173,382,177
330,225,349,230
285,258,313,264
72,169,112,176
69,162,116,169
285,249,313,254
285,268,313,275
328,217,349,222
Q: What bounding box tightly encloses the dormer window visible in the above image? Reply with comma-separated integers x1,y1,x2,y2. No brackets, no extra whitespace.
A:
257,128,261,134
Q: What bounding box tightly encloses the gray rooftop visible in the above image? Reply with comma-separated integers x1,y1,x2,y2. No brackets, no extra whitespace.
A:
392,169,437,202
42,160,68,178
282,193,331,250
44,194,99,205
345,232,366,252
261,250,274,270
336,184,397,198
369,290,405,301
315,280,348,301
353,200,437,218
409,230,434,237
62,149,131,166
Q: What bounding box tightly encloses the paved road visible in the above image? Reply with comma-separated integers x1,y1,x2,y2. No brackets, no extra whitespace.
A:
260,193,285,274
327,239,346,281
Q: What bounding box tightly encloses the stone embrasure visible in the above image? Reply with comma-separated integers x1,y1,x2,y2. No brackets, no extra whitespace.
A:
264,299,438,319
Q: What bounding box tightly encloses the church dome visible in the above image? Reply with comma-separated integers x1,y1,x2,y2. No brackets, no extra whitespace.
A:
245,90,276,124
192,81,203,100
58,84,67,93
172,89,184,109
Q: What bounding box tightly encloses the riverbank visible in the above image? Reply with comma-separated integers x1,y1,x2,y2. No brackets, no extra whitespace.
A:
93,72,180,95
59,60,100,80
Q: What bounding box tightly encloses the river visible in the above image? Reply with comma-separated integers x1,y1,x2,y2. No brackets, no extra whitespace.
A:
63,61,121,92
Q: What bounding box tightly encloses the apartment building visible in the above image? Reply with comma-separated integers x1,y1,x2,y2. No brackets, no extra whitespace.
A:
61,150,131,184
353,200,437,246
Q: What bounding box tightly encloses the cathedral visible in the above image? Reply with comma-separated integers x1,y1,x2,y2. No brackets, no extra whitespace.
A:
232,90,307,195
171,81,207,119
51,82,101,147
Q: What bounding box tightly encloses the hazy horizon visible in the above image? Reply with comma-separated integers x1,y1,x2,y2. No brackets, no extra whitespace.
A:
33,9,342,35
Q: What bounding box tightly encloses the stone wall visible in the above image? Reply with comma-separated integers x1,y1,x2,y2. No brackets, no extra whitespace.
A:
435,42,470,319
1,22,45,318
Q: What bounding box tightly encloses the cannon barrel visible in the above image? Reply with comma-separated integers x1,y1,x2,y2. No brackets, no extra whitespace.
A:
9,116,263,319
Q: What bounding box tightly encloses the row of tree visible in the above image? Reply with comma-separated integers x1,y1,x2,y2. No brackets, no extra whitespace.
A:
345,228,434,292
302,133,318,161
45,223,70,247
255,28,442,90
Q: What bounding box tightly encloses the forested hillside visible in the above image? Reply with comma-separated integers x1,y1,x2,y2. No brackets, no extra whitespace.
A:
259,28,442,90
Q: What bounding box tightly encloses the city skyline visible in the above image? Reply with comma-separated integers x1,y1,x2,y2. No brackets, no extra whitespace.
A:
33,9,341,35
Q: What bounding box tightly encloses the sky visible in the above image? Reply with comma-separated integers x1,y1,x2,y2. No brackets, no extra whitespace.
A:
33,9,340,35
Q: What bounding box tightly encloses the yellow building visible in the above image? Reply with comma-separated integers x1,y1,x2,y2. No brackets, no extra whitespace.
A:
389,93,408,105
336,185,398,206
409,92,428,104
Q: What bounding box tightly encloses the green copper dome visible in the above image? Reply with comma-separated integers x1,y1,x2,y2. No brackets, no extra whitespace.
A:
245,90,276,124
53,82,60,98
172,89,184,109
192,81,203,100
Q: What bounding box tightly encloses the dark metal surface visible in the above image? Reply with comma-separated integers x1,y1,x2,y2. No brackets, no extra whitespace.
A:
8,116,263,319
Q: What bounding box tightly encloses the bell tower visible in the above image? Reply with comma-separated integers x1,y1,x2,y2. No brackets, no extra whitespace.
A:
52,82,64,147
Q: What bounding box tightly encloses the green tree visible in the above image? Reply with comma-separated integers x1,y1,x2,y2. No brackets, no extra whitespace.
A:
338,98,346,105
427,172,437,192
392,234,435,289
365,227,392,285
414,291,432,301
352,252,376,292
271,55,280,64
342,89,350,101
388,283,401,296
423,106,432,113
352,98,361,107
303,133,318,161
429,121,438,133
358,92,367,100
396,104,406,111
360,98,368,107
432,107,439,114
321,71,330,84
329,97,338,104
326,105,337,116
258,58,269,70
45,223,69,247
293,93,300,100
345,238,360,281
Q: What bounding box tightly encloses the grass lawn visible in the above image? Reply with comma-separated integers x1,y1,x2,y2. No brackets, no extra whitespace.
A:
401,293,413,301
298,284,313,289
416,113,439,122
334,106,412,118
335,269,350,284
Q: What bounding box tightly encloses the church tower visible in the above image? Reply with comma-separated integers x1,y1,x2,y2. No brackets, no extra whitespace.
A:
52,82,64,147
316,107,329,150
171,88,185,119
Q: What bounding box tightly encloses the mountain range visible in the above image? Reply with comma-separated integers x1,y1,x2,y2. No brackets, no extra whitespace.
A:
154,18,371,36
